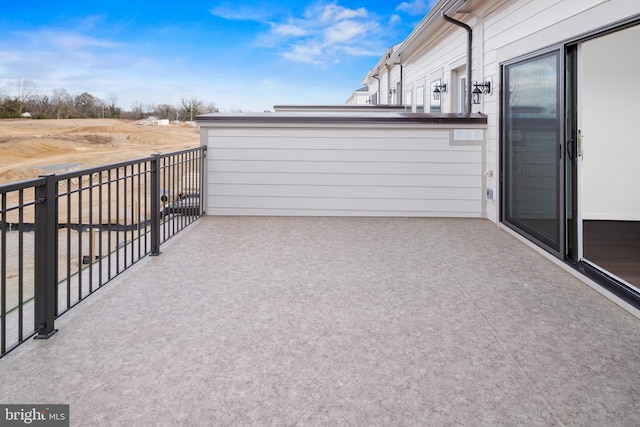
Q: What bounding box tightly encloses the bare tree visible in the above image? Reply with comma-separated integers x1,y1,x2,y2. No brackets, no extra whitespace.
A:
16,78,38,114
29,94,53,118
75,92,96,117
204,103,219,113
95,98,107,118
157,103,175,120
180,97,203,121
130,101,144,120
108,93,121,118
145,103,158,117
52,88,72,119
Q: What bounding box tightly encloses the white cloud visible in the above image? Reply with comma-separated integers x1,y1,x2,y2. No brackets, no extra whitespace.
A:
389,14,402,25
208,1,399,66
209,4,271,22
280,42,324,65
316,3,368,22
395,0,435,16
248,1,387,66
272,23,308,37
49,32,120,51
324,20,370,44
16,29,119,51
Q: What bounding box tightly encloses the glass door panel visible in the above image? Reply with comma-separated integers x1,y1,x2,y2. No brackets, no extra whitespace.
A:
502,50,563,255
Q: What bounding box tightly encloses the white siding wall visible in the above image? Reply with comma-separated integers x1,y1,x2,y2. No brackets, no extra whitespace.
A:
202,122,485,217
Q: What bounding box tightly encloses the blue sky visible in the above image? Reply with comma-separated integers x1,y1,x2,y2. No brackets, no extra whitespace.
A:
0,1,435,112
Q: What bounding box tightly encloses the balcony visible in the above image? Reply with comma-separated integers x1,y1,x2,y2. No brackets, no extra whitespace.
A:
1,215,640,425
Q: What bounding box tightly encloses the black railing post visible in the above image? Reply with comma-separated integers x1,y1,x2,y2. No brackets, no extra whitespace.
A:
150,154,161,256
34,174,58,339
200,146,207,216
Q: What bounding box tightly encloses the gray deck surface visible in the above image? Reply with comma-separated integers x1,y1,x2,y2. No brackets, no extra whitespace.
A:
1,217,639,426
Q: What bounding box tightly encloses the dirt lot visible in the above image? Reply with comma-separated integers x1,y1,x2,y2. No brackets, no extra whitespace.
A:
0,118,200,184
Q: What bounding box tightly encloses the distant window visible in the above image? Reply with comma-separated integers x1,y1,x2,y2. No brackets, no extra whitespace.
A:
459,76,467,114
405,91,413,112
416,86,425,112
430,80,441,113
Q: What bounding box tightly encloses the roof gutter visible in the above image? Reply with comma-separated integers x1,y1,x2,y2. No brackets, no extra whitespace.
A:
441,5,472,116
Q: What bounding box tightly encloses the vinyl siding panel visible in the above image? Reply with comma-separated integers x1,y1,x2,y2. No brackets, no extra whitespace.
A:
202,121,485,217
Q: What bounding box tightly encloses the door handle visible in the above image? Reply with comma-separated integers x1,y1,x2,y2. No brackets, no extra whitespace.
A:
578,130,583,158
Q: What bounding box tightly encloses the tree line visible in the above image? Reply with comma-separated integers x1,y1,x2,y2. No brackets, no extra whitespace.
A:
0,78,218,120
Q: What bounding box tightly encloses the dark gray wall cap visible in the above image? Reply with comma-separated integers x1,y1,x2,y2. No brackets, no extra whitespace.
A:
196,112,488,125
273,104,406,111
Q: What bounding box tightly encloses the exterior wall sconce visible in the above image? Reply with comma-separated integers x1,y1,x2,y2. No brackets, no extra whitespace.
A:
389,88,396,96
472,81,491,104
432,83,447,100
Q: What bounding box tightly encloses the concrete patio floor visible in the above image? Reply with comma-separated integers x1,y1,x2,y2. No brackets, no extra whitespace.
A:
1,217,640,426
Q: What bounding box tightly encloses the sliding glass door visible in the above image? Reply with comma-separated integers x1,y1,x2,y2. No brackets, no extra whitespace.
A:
502,50,564,256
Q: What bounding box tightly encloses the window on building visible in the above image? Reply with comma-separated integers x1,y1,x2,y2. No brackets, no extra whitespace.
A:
416,86,425,112
459,76,468,114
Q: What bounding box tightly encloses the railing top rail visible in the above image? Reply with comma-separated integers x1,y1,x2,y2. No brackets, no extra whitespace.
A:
53,156,155,181
158,146,206,158
0,177,46,194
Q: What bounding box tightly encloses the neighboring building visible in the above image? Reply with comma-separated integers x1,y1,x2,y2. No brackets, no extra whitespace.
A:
361,0,640,306
345,86,370,105
362,43,403,106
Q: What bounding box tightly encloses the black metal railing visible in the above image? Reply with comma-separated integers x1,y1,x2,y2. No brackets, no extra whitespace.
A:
0,146,206,358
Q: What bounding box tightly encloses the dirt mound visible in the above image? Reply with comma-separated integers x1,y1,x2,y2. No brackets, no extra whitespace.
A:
0,119,200,184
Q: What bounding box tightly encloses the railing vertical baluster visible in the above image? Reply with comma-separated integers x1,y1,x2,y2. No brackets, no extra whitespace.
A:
129,164,135,265
151,154,161,256
98,172,103,285
66,179,72,309
123,167,128,268
77,176,83,299
116,168,120,274
18,190,24,339
185,151,190,222
143,161,149,255
136,163,141,260
108,170,113,280
88,173,94,293
1,192,7,353
34,174,58,339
